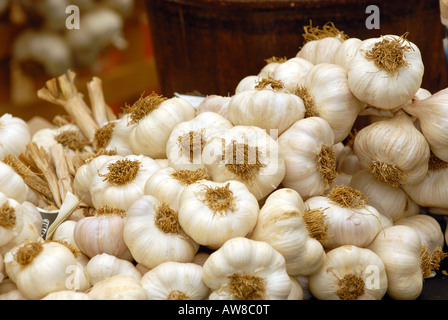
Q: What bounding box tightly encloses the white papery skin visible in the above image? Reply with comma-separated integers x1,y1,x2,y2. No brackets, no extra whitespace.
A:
368,225,423,300
250,188,326,276
178,180,259,249
4,241,90,300
202,237,291,300
309,245,388,300
272,57,313,92
124,195,199,269
88,274,147,300
141,261,210,300
103,114,134,156
300,63,365,143
258,59,284,79
234,75,260,94
196,95,231,118
85,253,142,285
287,276,304,300
403,164,448,209
129,97,196,159
278,117,336,199
41,290,92,300
227,86,305,136
0,201,42,257
332,37,362,69
403,88,448,162
144,166,208,211
305,194,393,250
0,161,30,203
202,125,285,200
297,37,343,65
166,112,233,171
394,214,445,255
74,213,131,260
0,114,30,160
350,170,419,222
73,154,122,207
90,154,160,211
353,112,430,187
0,195,22,248
52,220,79,250
347,35,424,110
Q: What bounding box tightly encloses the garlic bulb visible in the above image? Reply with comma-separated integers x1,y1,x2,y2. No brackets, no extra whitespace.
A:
72,153,122,207
41,290,92,300
87,274,147,300
127,94,196,159
258,56,286,78
93,114,133,156
0,201,43,256
90,154,160,210
227,78,305,135
0,160,30,204
196,95,231,118
140,261,210,300
13,30,73,78
4,240,90,300
294,63,365,143
296,22,348,65
202,237,291,300
192,252,210,267
32,123,92,156
368,225,423,300
166,112,233,171
234,75,260,94
0,113,31,160
74,205,131,260
144,167,210,210
272,57,313,93
308,245,388,300
353,111,430,188
66,6,126,68
250,188,326,276
350,170,419,222
278,117,337,199
403,153,448,210
334,141,362,176
202,125,285,200
0,253,4,285
347,34,424,109
395,214,447,278
85,253,142,285
178,180,259,249
331,37,362,69
123,195,199,269
403,88,448,162
0,195,22,247
305,185,392,249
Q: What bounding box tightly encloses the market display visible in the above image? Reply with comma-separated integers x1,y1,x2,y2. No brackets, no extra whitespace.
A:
1,22,448,301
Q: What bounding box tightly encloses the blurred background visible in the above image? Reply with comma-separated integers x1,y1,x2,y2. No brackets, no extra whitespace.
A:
0,0,446,123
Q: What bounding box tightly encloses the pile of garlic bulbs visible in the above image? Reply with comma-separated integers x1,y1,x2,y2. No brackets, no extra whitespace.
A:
1,21,448,301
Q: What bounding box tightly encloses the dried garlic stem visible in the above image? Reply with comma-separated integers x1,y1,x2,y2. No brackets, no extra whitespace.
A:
202,183,236,216
87,77,115,127
171,168,209,186
3,154,54,205
328,185,369,209
37,70,99,142
27,142,62,208
50,144,73,202
295,86,318,118
254,78,284,91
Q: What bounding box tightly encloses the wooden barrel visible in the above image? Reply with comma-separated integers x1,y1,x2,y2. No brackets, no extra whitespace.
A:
146,0,447,97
